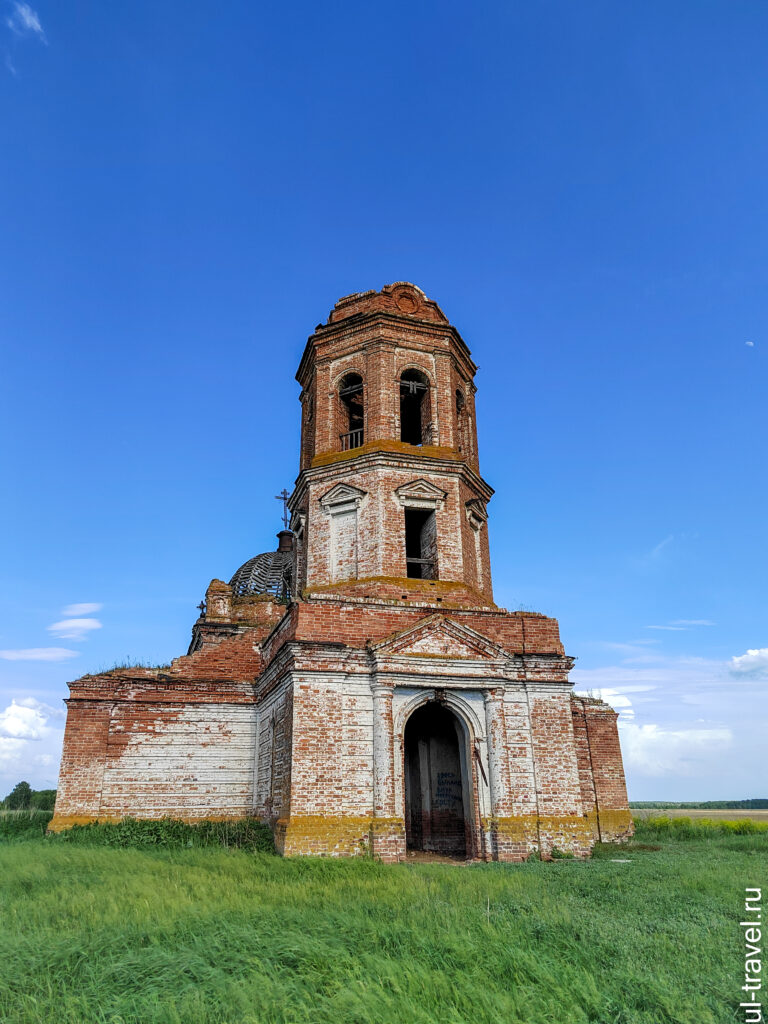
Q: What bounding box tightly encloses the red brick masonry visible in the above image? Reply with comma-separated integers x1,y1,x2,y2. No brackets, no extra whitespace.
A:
52,284,633,859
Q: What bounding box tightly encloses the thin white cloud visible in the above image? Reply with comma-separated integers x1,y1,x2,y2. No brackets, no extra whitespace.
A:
601,640,660,653
618,722,732,777
730,648,768,677
597,644,664,666
645,619,714,632
0,648,79,661
62,603,103,617
670,619,715,627
574,684,657,722
575,684,659,695
47,617,102,641
573,655,735,694
649,535,674,559
6,2,46,41
746,341,755,347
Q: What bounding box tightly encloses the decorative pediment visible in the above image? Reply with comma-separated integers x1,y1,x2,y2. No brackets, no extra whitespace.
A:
319,483,367,512
372,614,509,661
395,479,447,510
326,283,449,326
465,498,487,530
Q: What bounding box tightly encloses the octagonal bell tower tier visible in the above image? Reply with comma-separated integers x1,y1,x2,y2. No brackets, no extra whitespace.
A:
289,283,495,607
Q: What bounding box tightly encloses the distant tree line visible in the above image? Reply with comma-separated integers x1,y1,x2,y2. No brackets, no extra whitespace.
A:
1,781,57,811
629,799,768,809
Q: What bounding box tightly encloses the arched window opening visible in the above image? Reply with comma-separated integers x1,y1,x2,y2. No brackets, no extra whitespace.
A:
404,702,469,856
455,388,470,456
400,369,432,446
339,373,364,450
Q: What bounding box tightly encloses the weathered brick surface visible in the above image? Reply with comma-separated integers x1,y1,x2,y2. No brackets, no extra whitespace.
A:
53,700,113,823
52,283,631,860
259,599,565,663
51,673,260,830
571,696,634,841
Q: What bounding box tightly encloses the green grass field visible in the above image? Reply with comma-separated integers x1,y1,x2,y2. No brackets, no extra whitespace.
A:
1,816,765,1024
632,807,768,822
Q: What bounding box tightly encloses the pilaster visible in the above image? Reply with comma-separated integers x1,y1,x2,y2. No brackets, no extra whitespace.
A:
371,681,406,861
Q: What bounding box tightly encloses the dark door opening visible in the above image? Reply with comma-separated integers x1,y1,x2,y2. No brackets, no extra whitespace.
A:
404,508,438,579
404,702,467,856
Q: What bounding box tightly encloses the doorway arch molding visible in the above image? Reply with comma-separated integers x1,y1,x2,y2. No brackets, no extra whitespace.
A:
394,687,486,743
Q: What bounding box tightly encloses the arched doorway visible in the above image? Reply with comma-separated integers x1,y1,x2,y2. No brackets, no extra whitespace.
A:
403,701,470,856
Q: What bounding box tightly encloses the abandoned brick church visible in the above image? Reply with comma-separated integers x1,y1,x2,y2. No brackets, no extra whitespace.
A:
51,283,632,859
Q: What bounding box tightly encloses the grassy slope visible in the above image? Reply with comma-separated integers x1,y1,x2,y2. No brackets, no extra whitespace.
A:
2,833,764,1024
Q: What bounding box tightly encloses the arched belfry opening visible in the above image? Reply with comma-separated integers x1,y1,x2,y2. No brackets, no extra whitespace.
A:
339,373,364,450
400,369,432,445
403,701,470,857
455,388,470,457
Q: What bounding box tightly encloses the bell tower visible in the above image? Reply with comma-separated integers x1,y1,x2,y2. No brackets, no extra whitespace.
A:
51,280,633,861
289,283,495,608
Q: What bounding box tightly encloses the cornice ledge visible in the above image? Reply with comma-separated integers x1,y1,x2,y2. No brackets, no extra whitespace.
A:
300,446,494,498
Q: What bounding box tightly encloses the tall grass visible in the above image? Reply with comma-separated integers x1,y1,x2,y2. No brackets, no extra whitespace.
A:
1,828,764,1024
0,812,274,852
54,816,275,852
634,814,768,840
0,809,53,840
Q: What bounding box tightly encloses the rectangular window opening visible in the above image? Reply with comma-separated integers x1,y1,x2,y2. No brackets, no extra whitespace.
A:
405,508,438,580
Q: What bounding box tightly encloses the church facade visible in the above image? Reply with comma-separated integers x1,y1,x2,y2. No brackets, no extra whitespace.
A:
51,283,632,860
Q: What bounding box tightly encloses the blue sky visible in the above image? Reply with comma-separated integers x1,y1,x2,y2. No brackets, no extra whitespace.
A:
1,1,766,800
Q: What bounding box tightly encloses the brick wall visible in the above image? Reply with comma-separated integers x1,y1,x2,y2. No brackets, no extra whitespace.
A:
51,669,260,829
259,598,564,665
53,700,113,823
571,696,633,841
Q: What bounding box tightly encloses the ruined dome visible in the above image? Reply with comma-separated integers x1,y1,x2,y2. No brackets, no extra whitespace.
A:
229,531,294,599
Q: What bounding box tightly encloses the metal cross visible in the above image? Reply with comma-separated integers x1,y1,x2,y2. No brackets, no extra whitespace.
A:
275,488,290,529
